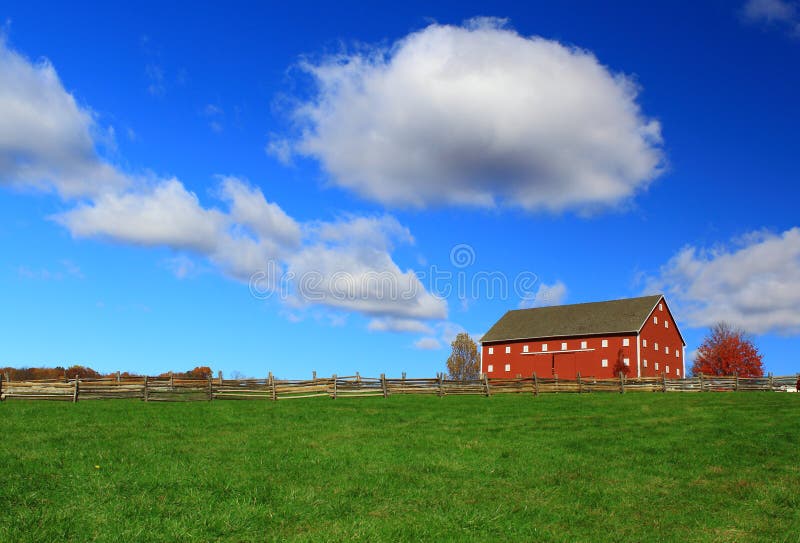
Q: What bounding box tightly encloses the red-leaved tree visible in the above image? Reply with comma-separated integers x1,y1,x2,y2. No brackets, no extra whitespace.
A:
691,322,764,377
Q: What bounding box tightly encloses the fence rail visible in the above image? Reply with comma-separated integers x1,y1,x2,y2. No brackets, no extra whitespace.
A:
0,372,797,402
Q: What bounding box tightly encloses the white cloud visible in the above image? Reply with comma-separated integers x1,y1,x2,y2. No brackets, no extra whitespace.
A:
286,215,447,320
414,337,443,350
646,227,800,334
0,37,127,197
280,18,663,212
217,176,302,252
520,280,567,308
55,178,226,252
0,37,447,329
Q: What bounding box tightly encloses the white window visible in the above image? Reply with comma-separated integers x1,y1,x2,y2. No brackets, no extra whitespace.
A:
659,303,663,311
654,343,659,351
542,343,548,352
643,339,647,347
675,350,680,358
643,359,648,368
523,345,529,353
488,347,494,355
654,316,658,324
622,338,630,347
505,346,511,354
561,342,567,351
677,368,681,376
623,358,630,366
504,364,511,372
580,341,587,349
602,339,608,348
666,365,670,373
665,320,669,329
601,359,608,368
487,364,494,372
655,362,660,371
665,346,670,354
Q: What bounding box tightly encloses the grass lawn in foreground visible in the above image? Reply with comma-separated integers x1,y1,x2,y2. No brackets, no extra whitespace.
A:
1,393,799,542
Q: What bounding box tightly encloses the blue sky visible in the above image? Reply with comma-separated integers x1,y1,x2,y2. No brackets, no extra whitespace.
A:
1,0,799,378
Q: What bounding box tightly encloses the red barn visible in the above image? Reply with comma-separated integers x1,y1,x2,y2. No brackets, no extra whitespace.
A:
481,294,685,379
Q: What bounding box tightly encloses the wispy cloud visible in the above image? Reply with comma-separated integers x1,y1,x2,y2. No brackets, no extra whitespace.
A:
519,280,567,309
202,104,224,133
742,0,800,36
413,337,442,350
17,259,84,281
145,63,166,96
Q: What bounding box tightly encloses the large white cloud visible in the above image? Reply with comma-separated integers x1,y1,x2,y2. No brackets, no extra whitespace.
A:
275,18,663,212
646,228,800,334
0,38,447,328
0,37,127,197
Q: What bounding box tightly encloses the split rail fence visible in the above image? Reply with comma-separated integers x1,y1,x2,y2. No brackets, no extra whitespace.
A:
0,372,797,402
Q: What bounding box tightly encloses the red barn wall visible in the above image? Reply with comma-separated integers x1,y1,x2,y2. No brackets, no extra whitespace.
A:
481,333,637,380
638,299,685,378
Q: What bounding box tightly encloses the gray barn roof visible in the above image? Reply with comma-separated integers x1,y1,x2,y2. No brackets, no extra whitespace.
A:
481,295,664,343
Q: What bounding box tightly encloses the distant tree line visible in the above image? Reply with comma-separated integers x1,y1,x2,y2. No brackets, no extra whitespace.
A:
0,365,213,380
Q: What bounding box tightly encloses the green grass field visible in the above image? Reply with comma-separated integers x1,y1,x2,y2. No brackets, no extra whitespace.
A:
1,393,799,542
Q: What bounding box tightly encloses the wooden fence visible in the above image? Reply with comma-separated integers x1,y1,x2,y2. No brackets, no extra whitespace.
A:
0,372,797,402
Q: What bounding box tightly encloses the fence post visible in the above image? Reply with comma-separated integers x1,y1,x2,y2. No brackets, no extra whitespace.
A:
554,373,559,393
0,372,4,401
73,375,80,403
312,370,317,382
116,371,121,383
619,372,625,394
662,372,667,393
437,373,444,397
207,373,213,401
768,372,774,391
699,373,704,392
356,372,361,383
169,372,174,391
402,372,406,394
217,370,223,386
533,372,539,397
144,376,149,402
483,373,491,397
734,372,739,392
577,372,582,394
332,374,337,399
380,373,388,398
269,372,276,401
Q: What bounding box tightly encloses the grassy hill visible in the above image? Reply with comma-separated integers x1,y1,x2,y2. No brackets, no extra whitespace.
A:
1,393,798,542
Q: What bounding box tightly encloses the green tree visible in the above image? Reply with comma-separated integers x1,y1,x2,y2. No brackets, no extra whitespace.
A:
446,332,481,381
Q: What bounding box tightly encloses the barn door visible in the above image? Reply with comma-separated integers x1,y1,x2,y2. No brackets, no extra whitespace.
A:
554,352,577,379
